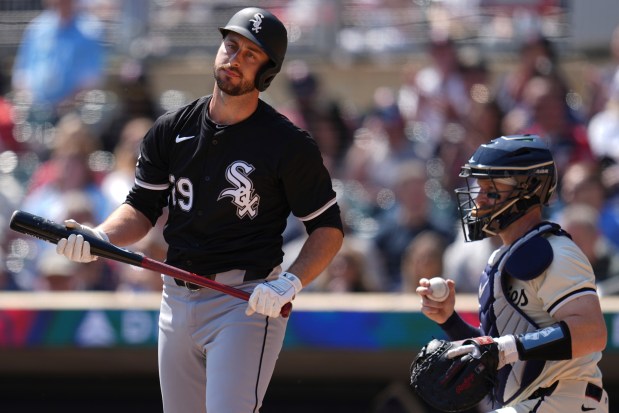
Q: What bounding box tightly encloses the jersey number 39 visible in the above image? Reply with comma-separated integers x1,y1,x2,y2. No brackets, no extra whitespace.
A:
169,175,193,211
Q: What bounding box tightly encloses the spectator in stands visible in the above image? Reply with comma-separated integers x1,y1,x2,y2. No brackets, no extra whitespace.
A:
400,230,447,294
551,160,619,252
101,117,153,209
0,65,27,237
588,70,619,164
459,46,491,103
586,69,619,247
342,89,419,215
280,60,355,177
439,98,505,193
20,190,117,291
465,96,505,142
58,191,117,290
0,181,24,257
395,62,420,128
35,248,82,291
21,112,110,224
494,35,568,115
556,161,607,214
0,63,22,153
99,60,160,153
442,228,502,294
11,0,106,126
510,75,594,174
399,36,469,155
559,203,619,296
282,219,386,293
116,227,167,293
0,247,18,291
312,242,376,293
583,24,619,121
371,160,452,291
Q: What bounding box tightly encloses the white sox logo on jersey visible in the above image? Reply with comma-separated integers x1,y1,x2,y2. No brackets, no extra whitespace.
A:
218,161,260,219
250,13,264,33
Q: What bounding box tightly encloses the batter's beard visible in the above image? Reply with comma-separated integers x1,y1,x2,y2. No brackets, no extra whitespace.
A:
213,66,255,96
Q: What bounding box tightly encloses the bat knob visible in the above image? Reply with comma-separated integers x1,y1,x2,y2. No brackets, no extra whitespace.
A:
281,302,293,318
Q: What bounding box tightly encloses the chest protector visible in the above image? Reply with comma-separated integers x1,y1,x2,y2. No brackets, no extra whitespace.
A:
478,222,568,405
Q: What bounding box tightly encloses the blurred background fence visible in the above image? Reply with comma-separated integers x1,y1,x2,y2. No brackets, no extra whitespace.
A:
0,0,578,62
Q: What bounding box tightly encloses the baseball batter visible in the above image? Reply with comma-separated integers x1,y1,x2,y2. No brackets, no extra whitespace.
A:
417,135,608,412
55,7,344,413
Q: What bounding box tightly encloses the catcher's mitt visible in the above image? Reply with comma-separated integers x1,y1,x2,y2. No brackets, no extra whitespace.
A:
409,337,499,412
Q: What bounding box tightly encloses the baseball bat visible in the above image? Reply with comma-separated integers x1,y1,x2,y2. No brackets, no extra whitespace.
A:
9,210,291,317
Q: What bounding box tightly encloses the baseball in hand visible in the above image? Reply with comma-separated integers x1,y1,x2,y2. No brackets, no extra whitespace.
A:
428,277,449,302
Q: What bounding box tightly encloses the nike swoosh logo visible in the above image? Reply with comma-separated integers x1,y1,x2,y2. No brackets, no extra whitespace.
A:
175,135,196,143
582,405,595,411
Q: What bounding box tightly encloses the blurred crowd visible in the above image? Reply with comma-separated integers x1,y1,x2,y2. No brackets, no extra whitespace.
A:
2,0,619,297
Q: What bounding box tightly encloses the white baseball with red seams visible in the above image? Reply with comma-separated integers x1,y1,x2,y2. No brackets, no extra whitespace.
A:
429,277,449,302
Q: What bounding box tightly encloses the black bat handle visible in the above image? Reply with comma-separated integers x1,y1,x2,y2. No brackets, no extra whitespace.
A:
9,210,144,267
10,210,293,318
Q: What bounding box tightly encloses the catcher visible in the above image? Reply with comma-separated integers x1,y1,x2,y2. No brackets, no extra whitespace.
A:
413,135,608,412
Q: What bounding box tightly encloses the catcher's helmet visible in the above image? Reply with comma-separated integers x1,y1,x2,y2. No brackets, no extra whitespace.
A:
455,135,557,241
219,7,287,92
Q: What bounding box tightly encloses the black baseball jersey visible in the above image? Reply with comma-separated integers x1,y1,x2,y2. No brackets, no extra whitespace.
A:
125,96,342,275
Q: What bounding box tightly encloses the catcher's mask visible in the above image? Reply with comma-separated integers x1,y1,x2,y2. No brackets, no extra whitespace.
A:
219,7,288,92
455,135,557,242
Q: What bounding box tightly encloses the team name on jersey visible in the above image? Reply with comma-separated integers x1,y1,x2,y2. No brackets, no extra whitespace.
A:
218,161,260,219
507,284,529,307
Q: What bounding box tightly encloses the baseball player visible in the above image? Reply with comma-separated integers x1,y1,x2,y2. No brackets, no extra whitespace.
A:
55,7,344,413
417,135,608,412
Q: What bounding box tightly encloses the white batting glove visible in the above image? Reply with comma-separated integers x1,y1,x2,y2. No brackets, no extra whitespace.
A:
446,335,519,369
56,220,109,263
246,272,303,318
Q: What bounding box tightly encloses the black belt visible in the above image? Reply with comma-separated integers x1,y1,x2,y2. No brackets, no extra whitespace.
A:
528,381,602,402
174,268,272,291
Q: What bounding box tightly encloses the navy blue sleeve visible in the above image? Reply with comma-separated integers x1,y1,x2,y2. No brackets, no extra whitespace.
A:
439,312,482,341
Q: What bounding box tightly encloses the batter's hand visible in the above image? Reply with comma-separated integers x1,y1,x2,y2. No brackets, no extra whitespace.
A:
56,220,109,263
246,272,303,318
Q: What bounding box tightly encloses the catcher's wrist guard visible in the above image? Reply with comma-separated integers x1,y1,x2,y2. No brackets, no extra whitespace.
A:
410,338,498,412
